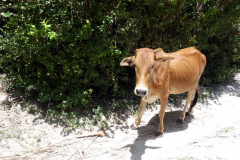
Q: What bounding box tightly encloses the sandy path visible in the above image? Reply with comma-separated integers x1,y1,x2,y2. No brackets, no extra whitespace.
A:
1,73,240,160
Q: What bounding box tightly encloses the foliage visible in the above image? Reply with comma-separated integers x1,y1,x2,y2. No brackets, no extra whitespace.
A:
0,0,239,109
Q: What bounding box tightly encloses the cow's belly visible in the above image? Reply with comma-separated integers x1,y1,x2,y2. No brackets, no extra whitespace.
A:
169,79,199,94
170,88,189,94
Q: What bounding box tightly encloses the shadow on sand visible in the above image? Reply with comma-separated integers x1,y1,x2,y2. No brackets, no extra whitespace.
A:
122,110,194,159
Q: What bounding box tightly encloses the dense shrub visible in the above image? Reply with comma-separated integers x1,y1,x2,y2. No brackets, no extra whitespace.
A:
0,0,239,109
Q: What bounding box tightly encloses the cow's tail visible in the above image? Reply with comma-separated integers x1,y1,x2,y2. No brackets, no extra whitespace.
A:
189,88,199,111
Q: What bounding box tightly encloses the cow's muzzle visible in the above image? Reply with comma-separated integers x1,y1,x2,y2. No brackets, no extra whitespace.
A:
135,88,148,96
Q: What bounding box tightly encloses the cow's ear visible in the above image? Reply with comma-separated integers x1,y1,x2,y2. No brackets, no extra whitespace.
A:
120,56,135,66
154,48,174,62
154,48,164,56
155,55,174,62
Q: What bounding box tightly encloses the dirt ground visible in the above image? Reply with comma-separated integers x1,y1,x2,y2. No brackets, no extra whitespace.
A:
1,72,240,160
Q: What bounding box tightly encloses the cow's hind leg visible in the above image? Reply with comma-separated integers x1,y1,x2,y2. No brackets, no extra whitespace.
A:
176,88,196,125
187,88,199,115
131,99,147,130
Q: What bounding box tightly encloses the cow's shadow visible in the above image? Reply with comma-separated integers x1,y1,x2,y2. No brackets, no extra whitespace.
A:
137,110,194,138
122,110,194,159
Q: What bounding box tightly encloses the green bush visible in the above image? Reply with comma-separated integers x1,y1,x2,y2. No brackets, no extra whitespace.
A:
0,0,239,109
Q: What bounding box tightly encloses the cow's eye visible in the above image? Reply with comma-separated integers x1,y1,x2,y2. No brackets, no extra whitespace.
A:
150,65,154,70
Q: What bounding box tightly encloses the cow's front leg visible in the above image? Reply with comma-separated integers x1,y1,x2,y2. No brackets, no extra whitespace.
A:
131,99,147,130
155,94,169,137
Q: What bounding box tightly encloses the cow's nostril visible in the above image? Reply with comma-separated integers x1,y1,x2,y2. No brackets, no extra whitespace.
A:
143,90,147,95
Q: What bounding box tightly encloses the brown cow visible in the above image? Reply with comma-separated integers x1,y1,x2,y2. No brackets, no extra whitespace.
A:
120,47,206,137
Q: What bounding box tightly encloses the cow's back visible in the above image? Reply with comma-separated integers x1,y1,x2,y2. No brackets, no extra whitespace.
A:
169,47,206,94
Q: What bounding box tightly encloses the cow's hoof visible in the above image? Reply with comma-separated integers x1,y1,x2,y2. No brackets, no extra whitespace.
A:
130,123,139,130
185,112,192,116
154,131,164,137
176,118,184,125
186,112,193,117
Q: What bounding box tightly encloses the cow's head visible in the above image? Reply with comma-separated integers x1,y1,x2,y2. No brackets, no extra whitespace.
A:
120,48,174,96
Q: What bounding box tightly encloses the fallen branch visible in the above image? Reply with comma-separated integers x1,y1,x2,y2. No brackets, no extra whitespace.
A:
85,136,98,149
0,132,105,159
51,131,105,146
16,139,30,151
75,132,105,138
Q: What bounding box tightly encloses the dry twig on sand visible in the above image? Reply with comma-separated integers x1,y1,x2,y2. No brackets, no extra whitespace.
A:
0,132,105,159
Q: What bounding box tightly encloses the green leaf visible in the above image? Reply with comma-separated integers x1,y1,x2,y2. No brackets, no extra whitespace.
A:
1,11,11,17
